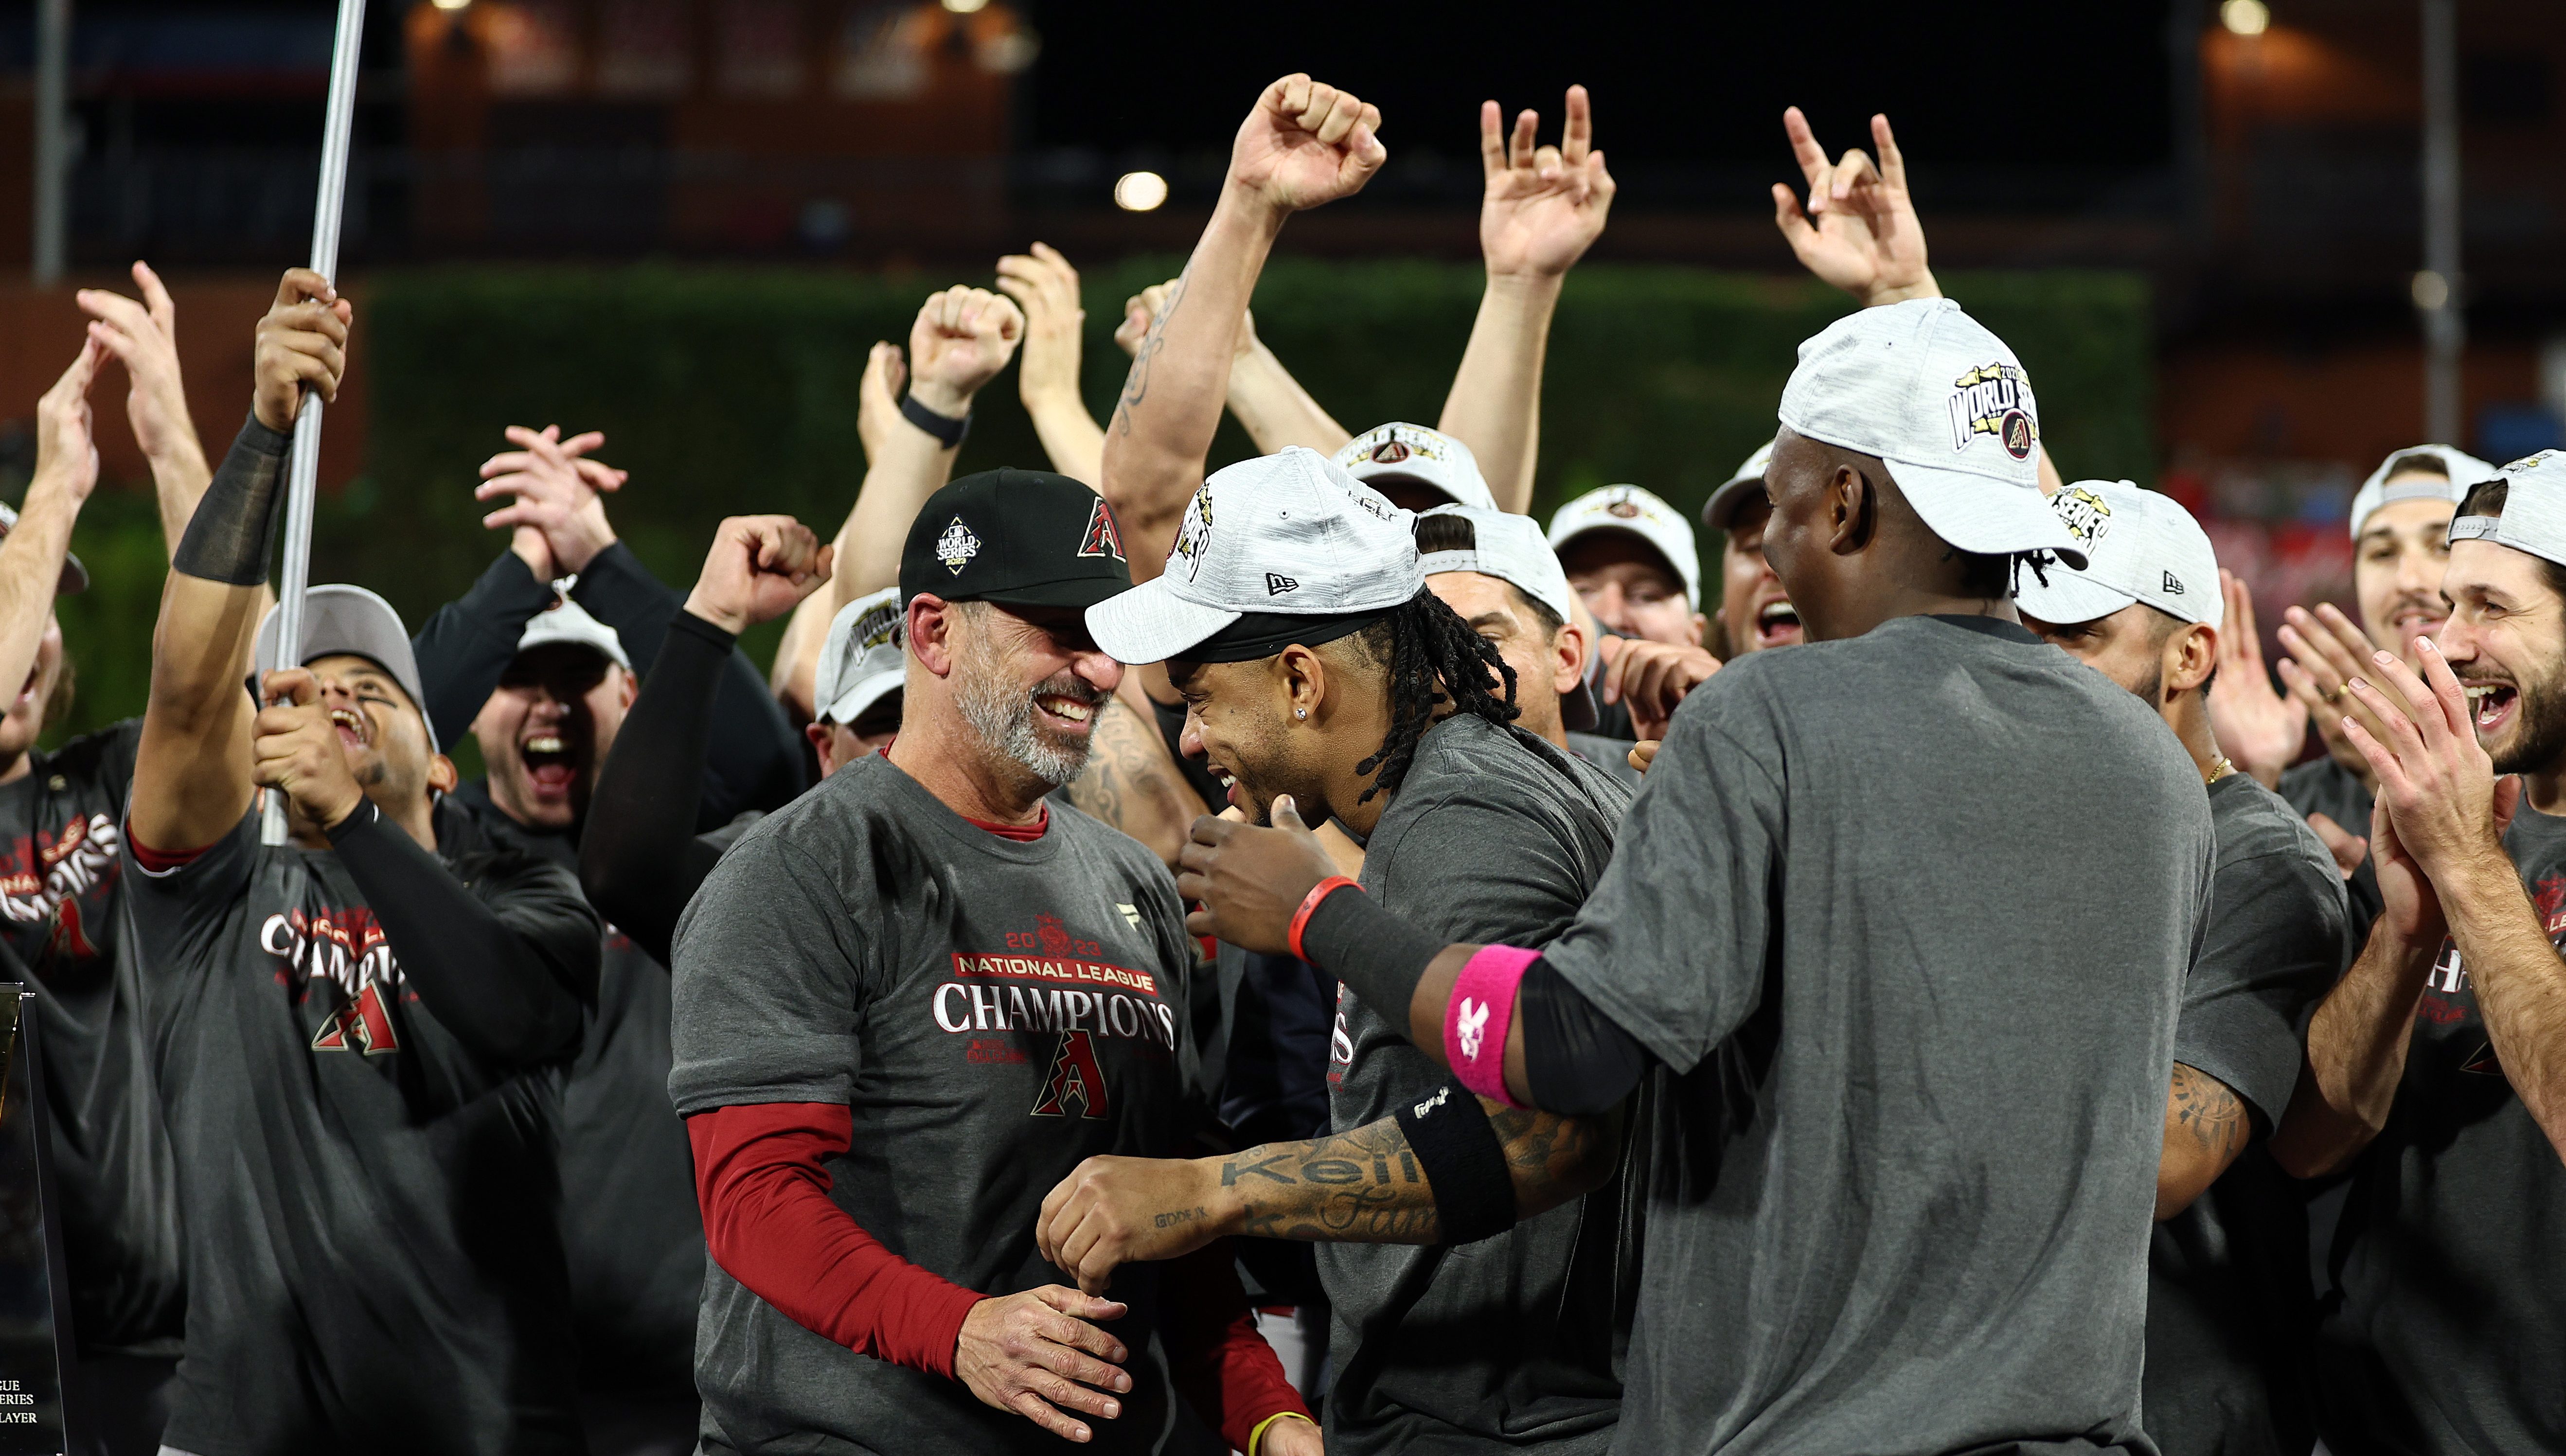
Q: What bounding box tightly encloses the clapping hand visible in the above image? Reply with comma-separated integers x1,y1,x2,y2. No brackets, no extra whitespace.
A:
477,425,625,580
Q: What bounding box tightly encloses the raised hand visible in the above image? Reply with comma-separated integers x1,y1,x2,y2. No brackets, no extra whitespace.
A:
1037,1155,1225,1296
953,1285,1133,1444
2278,603,2398,780
682,515,832,636
995,243,1087,409
251,668,366,831
1229,73,1387,215
78,261,203,471
1478,85,1616,279
2205,568,2308,786
907,286,1025,417
475,424,626,579
251,267,353,432
1176,796,1342,954
856,340,907,465
1772,107,1938,308
2340,637,2518,890
32,337,106,505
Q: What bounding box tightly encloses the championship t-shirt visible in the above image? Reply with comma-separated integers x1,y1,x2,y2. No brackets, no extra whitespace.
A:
2311,800,2566,1454
668,753,1205,1455
0,719,183,1355
2144,772,2349,1456
124,799,599,1456
449,779,709,1393
2279,754,2378,935
1540,614,2215,1456
1325,713,1633,1455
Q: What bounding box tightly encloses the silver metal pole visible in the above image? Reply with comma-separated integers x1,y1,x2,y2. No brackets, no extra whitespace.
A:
33,0,68,285
263,0,368,846
2419,0,2463,444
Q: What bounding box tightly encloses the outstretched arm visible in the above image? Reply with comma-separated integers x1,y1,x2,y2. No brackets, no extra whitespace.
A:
1103,75,1386,583
997,243,1106,488
132,269,350,855
0,343,103,734
1038,1094,1623,1294
1114,282,1349,460
1439,87,1615,514
1772,107,1939,308
77,262,211,558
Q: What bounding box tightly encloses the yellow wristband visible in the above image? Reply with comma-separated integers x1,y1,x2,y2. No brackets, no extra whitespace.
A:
1248,1410,1316,1456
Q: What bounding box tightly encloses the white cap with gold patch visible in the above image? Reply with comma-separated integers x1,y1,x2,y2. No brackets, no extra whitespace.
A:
2449,450,2566,569
2015,479,2222,629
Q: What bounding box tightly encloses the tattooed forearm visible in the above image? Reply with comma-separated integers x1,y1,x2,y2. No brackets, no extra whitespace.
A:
1218,1100,1626,1245
1486,1098,1624,1217
1111,269,1190,436
1154,1206,1210,1230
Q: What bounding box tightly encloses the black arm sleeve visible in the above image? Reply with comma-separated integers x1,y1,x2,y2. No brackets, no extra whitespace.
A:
324,800,597,1068
578,608,732,967
1295,883,1445,1028
1517,959,1651,1117
570,541,806,824
410,550,556,751
171,413,288,584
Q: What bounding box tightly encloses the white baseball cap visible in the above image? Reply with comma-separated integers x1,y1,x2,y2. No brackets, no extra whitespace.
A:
1701,438,1778,533
1778,298,2087,570
2015,479,2223,630
2350,444,2497,538
253,584,437,752
2449,449,2566,569
515,596,631,674
1546,485,1702,608
1417,504,1597,730
1333,423,1498,511
1087,447,1422,665
815,587,905,728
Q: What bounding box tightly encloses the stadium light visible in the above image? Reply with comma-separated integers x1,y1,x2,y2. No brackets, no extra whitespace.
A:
1115,171,1169,213
942,0,990,13
431,0,472,10
2220,0,2270,36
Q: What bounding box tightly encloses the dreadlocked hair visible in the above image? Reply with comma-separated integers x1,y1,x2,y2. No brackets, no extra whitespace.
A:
1347,587,1519,805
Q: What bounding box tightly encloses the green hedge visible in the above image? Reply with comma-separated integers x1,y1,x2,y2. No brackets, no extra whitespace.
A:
43,259,2151,743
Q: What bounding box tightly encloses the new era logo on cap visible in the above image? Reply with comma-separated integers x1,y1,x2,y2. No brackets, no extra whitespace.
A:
1266,573,1299,595
2162,570,2185,595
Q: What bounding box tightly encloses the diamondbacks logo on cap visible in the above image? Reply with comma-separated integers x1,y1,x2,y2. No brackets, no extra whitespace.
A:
1370,439,1413,464
936,516,981,576
1170,488,1215,583
1078,497,1126,562
1266,572,1299,596
2162,570,2185,595
2049,485,2113,550
1606,497,1642,519
1947,362,2039,461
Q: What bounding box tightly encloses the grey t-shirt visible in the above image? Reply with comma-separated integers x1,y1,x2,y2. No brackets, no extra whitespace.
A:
668,753,1203,1456
1564,730,1643,793
1324,714,1633,1455
1540,614,2215,1456
2278,754,2378,935
2144,772,2349,1456
2313,801,2566,1454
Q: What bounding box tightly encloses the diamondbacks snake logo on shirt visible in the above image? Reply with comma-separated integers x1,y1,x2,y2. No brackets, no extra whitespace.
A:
1,811,121,967
1947,361,2039,460
262,906,406,1055
1030,1031,1111,1119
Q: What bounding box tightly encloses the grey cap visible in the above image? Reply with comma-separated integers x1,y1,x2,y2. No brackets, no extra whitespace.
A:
2350,444,2496,538
0,502,89,594
515,595,630,673
1702,438,1778,533
253,585,436,752
815,586,906,728
1416,504,1598,732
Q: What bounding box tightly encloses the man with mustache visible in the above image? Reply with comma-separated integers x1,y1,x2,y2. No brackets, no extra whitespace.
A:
2284,449,2566,1455
668,469,1311,1455
2014,479,2351,1456
1178,298,2215,1455
1050,446,1636,1456
2214,444,2493,930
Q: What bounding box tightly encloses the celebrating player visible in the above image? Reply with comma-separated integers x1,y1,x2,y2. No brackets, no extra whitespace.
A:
1700,440,1804,657
1180,300,2216,1453
2283,450,2566,1454
667,470,1311,1454
124,269,602,1455
2016,479,2352,1455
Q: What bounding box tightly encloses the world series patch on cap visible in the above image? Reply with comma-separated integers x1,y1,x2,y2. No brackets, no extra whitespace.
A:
2014,479,2223,630
897,468,1132,610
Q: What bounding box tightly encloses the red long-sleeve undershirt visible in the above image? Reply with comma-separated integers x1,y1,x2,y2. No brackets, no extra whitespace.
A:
691,1101,1308,1447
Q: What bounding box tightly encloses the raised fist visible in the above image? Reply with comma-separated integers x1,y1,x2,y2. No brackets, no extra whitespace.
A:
908,286,1025,418
252,267,352,433
1229,73,1387,214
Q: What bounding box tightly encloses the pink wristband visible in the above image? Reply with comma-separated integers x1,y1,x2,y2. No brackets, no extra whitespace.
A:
1445,945,1539,1106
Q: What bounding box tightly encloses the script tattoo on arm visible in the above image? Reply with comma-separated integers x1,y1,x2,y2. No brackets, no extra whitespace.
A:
1216,1101,1624,1244
2169,1061,2251,1168
1111,269,1188,437
1065,691,1206,871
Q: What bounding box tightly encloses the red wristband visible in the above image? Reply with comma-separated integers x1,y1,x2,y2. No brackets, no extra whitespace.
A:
1287,876,1361,963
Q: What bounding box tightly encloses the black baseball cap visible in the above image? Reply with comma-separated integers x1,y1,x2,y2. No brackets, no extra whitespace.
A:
899,469,1134,609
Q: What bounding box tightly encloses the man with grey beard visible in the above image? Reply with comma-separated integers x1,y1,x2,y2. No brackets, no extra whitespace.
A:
668,468,1315,1455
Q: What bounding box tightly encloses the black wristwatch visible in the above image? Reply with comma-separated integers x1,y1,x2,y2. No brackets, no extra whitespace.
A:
901,394,970,448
